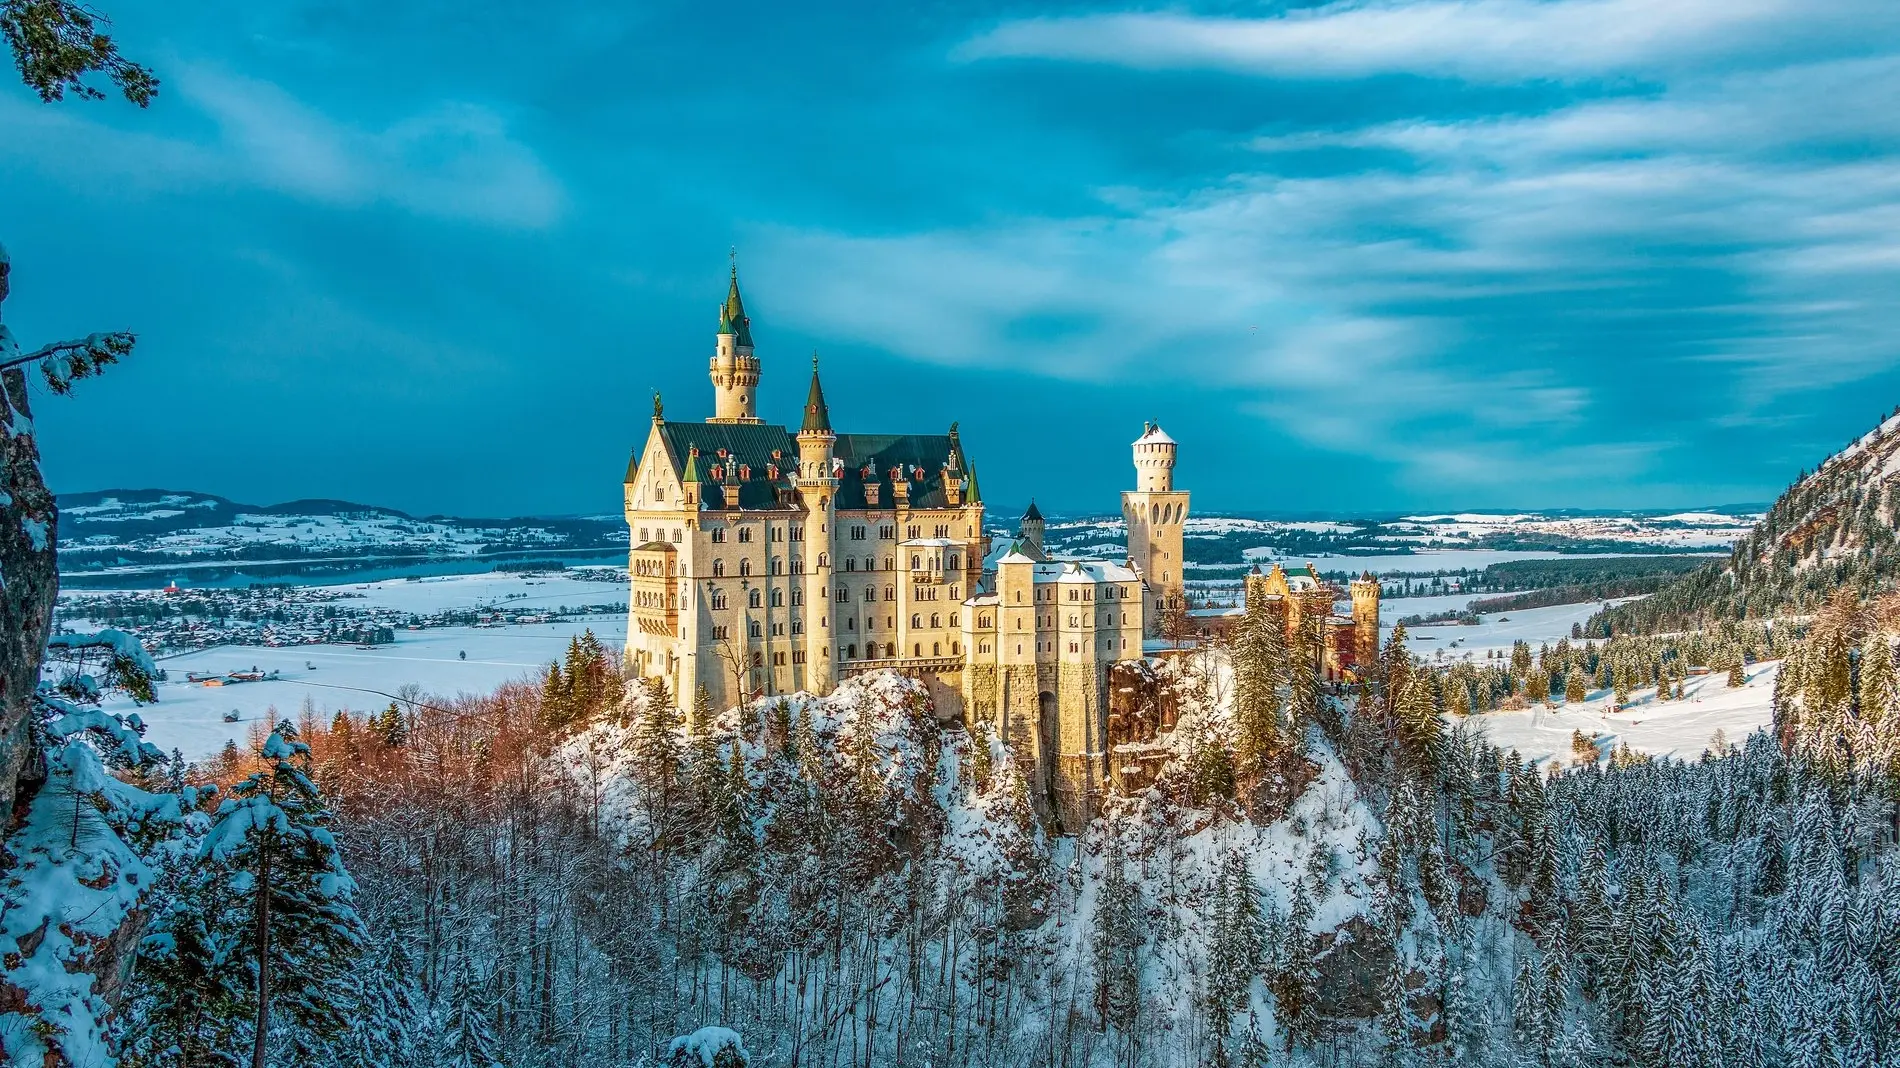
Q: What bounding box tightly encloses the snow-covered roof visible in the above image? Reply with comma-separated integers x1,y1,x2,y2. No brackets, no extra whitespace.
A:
899,537,959,548
1033,559,1141,584
996,549,1037,565
1133,423,1176,447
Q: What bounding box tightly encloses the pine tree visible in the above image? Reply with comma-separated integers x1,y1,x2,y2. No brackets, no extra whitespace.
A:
1565,669,1587,704
969,714,995,793
634,682,684,807
539,660,571,731
441,963,504,1068
1728,658,1748,688
1092,835,1142,1031
200,723,366,1068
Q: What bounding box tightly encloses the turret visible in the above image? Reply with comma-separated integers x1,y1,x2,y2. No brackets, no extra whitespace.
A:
709,265,762,424
1350,571,1381,668
1020,499,1045,553
1132,421,1176,492
796,355,835,476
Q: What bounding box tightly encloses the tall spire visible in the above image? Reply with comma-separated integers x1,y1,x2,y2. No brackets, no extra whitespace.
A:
717,259,754,349
801,352,832,435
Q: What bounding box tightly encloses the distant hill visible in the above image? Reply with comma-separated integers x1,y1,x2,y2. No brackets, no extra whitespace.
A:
53,489,625,580
1590,407,1900,635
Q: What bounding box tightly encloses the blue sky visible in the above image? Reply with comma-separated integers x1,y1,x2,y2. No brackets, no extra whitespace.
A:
4,0,1900,517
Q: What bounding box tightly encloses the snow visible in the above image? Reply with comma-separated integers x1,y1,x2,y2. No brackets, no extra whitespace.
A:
1467,660,1778,766
1389,600,1633,662
669,1025,750,1066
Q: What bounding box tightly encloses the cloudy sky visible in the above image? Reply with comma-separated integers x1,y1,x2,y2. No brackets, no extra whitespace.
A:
4,0,1899,517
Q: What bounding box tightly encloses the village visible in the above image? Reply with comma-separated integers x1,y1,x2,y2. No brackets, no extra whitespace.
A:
53,569,629,656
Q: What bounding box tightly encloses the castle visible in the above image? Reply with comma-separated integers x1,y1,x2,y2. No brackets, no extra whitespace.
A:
622,266,1379,829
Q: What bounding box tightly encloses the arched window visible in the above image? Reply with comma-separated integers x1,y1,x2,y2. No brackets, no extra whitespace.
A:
771,588,784,607
883,557,894,571
711,590,728,610
930,613,941,628
911,613,922,628
911,554,921,569
847,644,857,659
885,643,896,658
951,641,959,654
712,559,725,577
949,613,959,628
817,553,828,567
837,586,849,603
748,589,762,608
914,643,922,657
748,620,762,638
791,588,803,607
884,585,896,602
863,587,875,603
932,641,940,655
738,559,752,577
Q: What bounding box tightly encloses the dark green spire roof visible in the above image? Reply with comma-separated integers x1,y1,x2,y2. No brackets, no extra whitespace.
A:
717,267,754,348
801,356,832,435
681,447,702,483
1023,498,1043,522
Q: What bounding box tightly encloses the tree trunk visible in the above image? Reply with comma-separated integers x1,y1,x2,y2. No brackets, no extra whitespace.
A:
253,840,273,1068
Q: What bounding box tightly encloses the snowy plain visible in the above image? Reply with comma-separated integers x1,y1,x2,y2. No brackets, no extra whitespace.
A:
93,573,629,760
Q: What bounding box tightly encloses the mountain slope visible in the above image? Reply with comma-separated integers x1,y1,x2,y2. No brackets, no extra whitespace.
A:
1592,406,1900,635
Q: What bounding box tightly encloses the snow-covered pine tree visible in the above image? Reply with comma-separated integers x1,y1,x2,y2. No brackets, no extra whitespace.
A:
1092,834,1142,1031
200,723,366,1068
441,962,504,1068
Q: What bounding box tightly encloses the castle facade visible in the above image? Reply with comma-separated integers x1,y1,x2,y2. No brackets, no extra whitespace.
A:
623,267,1378,829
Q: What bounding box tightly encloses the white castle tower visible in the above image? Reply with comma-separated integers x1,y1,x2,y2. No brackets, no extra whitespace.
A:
1121,422,1188,635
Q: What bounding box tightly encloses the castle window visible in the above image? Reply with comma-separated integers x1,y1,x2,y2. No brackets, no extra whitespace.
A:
712,528,727,543
1070,642,1079,653
739,528,753,543
673,529,682,543
791,527,803,542
791,588,804,607
638,527,648,542
863,587,875,603
816,553,827,568
865,556,875,571
884,585,896,601
749,620,762,638
773,651,786,666
911,554,921,569
845,558,856,572
739,560,752,577
749,589,762,608
711,590,728,610
846,617,855,630
837,586,849,603
914,643,922,656
772,622,785,636
879,525,894,540
980,643,989,654
885,643,896,657
712,560,725,577
979,615,991,628
771,559,783,575
911,613,922,628
770,588,784,608
847,643,857,659
933,642,940,655
950,613,959,628
850,525,866,541
907,525,920,539
884,557,894,570
935,525,948,538
951,641,959,654
930,613,941,628
950,586,960,599
948,554,959,570
793,650,805,664
791,558,803,574
712,624,730,640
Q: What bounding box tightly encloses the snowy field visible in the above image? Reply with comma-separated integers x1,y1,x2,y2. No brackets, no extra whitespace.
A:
1468,660,1778,767
1389,600,1633,661
88,572,630,761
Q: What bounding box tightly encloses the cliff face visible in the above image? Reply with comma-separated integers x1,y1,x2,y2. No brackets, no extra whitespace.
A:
1593,408,1900,635
0,256,60,822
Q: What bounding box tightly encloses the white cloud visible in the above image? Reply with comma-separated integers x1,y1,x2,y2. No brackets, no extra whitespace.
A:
957,0,1900,81
0,66,563,229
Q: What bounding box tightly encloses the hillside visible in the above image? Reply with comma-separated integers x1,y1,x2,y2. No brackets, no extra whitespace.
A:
55,489,625,579
1590,407,1900,636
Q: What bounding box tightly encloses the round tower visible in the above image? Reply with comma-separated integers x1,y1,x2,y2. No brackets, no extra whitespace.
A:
1133,421,1176,491
1020,499,1045,553
709,265,762,424
1350,571,1381,670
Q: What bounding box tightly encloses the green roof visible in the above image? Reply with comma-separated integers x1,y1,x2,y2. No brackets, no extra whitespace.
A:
656,422,799,509
800,362,832,434
835,433,973,511
717,269,754,348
